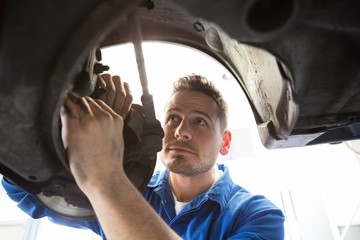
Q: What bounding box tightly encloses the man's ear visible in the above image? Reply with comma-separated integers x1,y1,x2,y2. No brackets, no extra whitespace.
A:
220,130,232,155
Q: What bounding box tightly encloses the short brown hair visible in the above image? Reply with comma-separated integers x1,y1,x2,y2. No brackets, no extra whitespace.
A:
171,74,228,130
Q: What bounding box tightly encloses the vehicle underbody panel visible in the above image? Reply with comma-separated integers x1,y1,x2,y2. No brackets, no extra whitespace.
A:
1,0,359,219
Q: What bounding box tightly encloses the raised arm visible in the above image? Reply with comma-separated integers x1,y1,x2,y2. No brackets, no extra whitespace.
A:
60,74,180,240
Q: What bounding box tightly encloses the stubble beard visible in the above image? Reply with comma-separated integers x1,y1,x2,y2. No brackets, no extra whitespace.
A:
161,154,214,177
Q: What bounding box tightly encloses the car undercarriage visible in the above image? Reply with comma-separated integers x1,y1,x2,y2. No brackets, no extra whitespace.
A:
1,0,360,219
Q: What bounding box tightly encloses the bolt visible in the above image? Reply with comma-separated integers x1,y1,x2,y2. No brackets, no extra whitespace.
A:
194,21,205,32
95,48,102,61
54,183,65,191
43,191,54,197
94,63,110,74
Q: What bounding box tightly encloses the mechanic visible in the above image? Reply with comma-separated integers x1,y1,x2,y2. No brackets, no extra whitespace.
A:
2,74,285,239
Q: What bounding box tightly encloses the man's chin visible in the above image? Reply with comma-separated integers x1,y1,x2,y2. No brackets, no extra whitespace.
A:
167,163,213,177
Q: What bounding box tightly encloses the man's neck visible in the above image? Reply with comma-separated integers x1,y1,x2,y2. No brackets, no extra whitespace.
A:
169,167,217,202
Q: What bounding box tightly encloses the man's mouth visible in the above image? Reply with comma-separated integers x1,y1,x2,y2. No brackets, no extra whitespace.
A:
168,145,195,154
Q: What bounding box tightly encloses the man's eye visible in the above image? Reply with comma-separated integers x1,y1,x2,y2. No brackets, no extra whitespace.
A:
195,118,206,125
168,115,179,122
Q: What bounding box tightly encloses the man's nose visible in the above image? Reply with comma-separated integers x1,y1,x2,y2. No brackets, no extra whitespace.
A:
174,122,192,140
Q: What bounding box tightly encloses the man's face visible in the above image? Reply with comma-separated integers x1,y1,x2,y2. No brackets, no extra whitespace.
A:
160,90,226,176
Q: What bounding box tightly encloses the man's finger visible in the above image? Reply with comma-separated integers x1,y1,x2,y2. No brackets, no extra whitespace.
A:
85,97,110,117
76,97,93,117
92,98,122,120
91,75,107,101
62,94,81,119
64,93,94,119
112,75,127,116
60,99,76,119
60,95,84,149
102,73,116,108
121,82,133,119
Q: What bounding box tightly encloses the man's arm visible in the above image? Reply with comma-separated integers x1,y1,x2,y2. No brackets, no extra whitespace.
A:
60,75,180,239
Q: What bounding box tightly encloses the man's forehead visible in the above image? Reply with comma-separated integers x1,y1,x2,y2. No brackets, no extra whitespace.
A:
165,91,217,114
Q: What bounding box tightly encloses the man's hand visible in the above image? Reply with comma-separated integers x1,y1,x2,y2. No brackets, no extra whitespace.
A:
60,74,133,193
93,74,133,118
